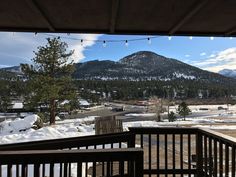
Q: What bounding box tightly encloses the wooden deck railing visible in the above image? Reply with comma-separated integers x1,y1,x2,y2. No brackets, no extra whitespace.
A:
0,132,136,177
0,127,236,177
129,127,199,176
0,131,135,151
198,128,236,177
0,148,143,177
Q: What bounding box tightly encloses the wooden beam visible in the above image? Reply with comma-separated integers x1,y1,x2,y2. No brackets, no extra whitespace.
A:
226,26,236,36
24,0,55,31
109,0,120,33
0,27,234,37
169,0,208,35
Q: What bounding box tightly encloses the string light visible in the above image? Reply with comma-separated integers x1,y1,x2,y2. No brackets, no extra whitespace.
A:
103,40,106,47
39,33,225,46
125,40,129,47
43,33,160,44
230,37,233,40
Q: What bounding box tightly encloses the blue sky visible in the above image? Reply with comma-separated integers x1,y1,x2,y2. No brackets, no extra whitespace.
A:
0,32,236,73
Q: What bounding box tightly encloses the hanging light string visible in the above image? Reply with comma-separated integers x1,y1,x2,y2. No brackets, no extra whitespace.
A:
41,33,159,44
34,33,234,45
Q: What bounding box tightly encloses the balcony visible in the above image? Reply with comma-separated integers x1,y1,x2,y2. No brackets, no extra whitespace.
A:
0,127,235,177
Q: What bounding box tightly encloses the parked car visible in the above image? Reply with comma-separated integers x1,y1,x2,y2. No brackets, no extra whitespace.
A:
112,106,124,112
218,106,227,110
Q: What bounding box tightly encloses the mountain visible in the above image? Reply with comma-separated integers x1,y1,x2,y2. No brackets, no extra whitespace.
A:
1,66,22,74
219,69,236,79
1,51,236,86
2,51,236,99
73,51,235,85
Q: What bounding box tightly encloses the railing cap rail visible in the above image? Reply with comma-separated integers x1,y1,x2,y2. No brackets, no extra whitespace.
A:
0,131,133,150
0,148,143,155
0,148,143,164
129,127,199,134
199,128,236,146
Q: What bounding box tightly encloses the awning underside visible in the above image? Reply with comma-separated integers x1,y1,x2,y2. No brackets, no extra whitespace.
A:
1,0,236,36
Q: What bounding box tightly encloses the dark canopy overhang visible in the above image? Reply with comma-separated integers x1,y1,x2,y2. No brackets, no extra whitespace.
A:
1,0,236,36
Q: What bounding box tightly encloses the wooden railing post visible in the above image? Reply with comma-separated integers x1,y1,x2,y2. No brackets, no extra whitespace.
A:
196,131,203,177
135,150,144,177
127,132,136,176
127,132,136,148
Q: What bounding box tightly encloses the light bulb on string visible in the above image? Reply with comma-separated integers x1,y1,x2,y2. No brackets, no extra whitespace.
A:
103,41,107,47
125,40,129,47
42,33,165,47
210,37,214,40
230,37,233,40
168,36,172,40
81,39,83,46
189,36,193,40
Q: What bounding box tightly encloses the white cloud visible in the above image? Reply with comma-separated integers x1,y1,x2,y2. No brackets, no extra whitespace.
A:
185,54,190,57
69,34,101,63
0,32,101,66
0,32,43,66
209,54,216,58
194,48,236,72
203,65,236,72
200,52,206,56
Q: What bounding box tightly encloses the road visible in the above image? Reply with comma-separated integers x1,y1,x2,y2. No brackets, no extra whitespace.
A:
64,102,230,123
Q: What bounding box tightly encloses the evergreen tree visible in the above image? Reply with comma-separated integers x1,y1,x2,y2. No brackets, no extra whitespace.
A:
21,37,76,125
0,71,18,114
0,80,11,113
177,101,191,120
168,111,176,122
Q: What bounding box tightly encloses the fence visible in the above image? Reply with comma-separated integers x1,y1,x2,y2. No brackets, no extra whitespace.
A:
95,116,123,135
0,127,236,177
198,128,236,177
129,127,198,177
0,148,143,177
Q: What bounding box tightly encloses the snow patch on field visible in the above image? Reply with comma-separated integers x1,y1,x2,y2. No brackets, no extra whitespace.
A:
0,116,95,144
193,125,236,130
1,105,236,177
125,113,156,117
57,116,97,124
123,121,160,131
0,114,38,135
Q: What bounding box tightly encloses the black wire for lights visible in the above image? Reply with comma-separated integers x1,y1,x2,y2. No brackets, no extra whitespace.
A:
41,33,159,43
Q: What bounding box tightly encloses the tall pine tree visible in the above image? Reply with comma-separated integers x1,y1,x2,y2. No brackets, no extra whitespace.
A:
21,37,76,125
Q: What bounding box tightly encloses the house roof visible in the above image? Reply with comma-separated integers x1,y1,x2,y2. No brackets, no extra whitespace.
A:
79,100,90,106
1,0,236,36
12,102,24,109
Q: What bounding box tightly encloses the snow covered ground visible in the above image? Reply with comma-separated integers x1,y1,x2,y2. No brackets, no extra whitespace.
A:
1,104,236,144
0,116,95,144
125,113,156,117
0,104,236,177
